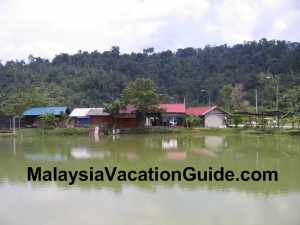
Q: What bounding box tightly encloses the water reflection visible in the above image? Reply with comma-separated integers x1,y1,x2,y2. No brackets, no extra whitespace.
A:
1,185,299,225
191,149,217,158
165,152,186,161
204,136,227,151
162,139,178,150
119,152,139,161
1,134,300,225
25,153,68,161
71,147,111,160
0,134,299,194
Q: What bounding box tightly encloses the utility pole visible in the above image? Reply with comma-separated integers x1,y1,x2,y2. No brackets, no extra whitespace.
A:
276,81,279,111
255,88,258,114
276,79,279,128
13,116,16,135
201,89,211,106
265,74,280,128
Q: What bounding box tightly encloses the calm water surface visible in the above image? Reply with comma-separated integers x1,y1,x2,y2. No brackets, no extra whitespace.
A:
1,133,300,225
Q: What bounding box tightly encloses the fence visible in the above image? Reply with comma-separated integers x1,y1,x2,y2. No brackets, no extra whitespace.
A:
0,116,22,132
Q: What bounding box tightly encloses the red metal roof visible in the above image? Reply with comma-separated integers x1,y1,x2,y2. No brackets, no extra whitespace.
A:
159,104,186,113
119,104,137,114
186,106,217,116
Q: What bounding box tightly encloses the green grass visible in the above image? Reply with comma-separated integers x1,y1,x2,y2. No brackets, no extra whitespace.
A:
0,132,15,137
175,127,300,136
9,127,300,137
16,128,90,137
120,127,174,134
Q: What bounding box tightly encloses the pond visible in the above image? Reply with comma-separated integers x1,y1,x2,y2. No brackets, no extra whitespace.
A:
0,133,300,225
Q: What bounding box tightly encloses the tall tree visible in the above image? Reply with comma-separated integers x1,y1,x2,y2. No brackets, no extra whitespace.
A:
230,84,251,111
1,40,300,115
0,88,49,115
122,78,160,127
218,85,233,111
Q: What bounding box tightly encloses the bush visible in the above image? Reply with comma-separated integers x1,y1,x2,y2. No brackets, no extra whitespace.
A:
229,115,243,128
39,113,57,129
185,116,201,128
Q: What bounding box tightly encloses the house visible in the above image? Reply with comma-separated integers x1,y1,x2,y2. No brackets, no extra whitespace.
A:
159,103,186,126
88,108,112,128
70,105,139,129
116,104,137,128
69,108,92,127
186,106,227,128
69,108,112,128
22,106,69,127
113,103,187,128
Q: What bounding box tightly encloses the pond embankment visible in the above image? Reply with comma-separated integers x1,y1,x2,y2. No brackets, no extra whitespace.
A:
177,127,300,136
4,127,300,137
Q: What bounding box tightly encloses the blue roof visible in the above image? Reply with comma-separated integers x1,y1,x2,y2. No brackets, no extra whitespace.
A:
22,107,68,116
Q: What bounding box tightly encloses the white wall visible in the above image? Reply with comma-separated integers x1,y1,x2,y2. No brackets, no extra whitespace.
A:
204,109,226,128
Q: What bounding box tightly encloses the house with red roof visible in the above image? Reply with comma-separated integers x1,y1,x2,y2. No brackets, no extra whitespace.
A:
159,103,186,126
99,103,227,129
186,105,227,128
115,103,187,128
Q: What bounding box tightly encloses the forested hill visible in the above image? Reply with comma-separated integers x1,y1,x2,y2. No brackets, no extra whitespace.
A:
1,39,300,115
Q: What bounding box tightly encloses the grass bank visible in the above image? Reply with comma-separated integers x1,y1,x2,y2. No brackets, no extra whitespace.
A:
7,127,300,138
0,132,15,137
16,128,90,137
174,127,300,136
119,127,175,134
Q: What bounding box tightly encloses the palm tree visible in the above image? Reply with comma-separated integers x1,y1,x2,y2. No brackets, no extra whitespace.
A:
104,98,125,129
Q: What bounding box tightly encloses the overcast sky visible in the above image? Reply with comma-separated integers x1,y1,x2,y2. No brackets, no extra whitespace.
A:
1,0,300,61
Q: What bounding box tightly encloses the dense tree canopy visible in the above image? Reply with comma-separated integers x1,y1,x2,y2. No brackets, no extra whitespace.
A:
122,78,160,113
1,39,300,115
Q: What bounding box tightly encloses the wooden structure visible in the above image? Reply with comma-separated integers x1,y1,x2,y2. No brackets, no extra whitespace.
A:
159,103,186,126
116,104,137,128
70,108,113,128
88,108,112,128
69,108,92,127
186,106,227,128
233,110,284,128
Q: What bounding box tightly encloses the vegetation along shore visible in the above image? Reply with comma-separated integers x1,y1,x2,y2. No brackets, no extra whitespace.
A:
0,39,299,135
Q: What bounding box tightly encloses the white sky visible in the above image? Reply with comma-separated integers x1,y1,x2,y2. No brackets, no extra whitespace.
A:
0,0,300,61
